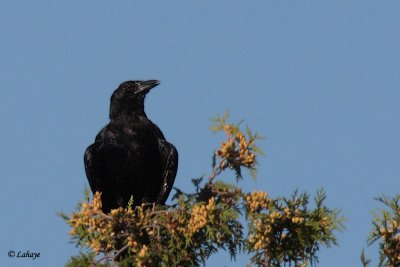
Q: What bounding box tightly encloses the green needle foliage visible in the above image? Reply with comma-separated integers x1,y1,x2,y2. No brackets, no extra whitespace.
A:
363,195,400,267
61,114,344,267
245,189,344,267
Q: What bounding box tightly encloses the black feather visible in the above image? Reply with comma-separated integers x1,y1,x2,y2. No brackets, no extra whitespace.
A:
84,80,178,213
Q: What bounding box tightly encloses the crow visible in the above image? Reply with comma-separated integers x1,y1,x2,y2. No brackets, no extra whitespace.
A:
84,80,178,213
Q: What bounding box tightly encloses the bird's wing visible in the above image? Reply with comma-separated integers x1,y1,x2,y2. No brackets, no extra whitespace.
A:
84,143,105,194
84,142,129,212
156,139,178,204
148,119,166,140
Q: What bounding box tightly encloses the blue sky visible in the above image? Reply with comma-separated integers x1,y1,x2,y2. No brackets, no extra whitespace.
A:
1,1,399,266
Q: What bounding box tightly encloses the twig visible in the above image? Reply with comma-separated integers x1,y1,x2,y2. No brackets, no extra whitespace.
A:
208,159,226,185
113,244,130,262
92,251,114,267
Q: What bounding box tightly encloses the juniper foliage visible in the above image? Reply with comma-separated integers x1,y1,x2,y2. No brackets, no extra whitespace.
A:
61,114,344,267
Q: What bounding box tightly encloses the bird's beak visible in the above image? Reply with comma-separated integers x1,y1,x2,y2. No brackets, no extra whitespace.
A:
137,80,160,94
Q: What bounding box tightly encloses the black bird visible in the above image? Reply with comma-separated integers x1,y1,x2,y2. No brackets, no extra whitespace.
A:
84,80,178,213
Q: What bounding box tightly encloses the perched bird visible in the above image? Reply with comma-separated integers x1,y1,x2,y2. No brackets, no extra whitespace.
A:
84,80,178,213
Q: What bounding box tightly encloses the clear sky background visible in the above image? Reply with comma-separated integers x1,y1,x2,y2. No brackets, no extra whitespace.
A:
1,1,399,266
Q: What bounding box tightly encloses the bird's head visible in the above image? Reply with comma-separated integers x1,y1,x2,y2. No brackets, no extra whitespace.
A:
109,80,160,119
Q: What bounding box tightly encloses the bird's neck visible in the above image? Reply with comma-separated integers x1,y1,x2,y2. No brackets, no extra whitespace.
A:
109,110,147,121
109,98,147,120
